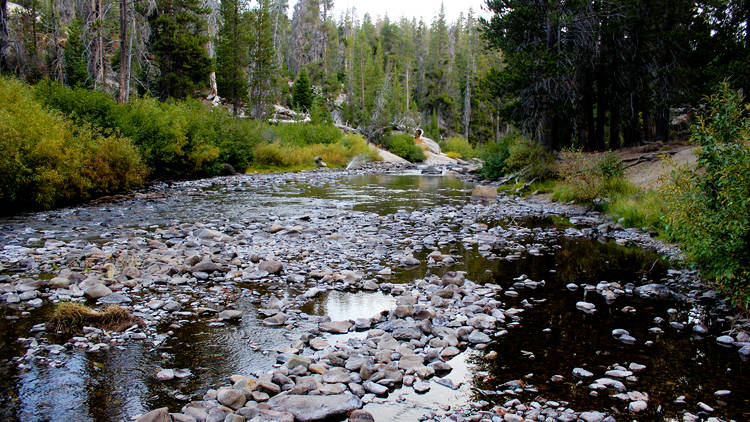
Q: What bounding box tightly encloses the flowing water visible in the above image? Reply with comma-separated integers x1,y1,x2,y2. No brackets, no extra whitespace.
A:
0,173,747,421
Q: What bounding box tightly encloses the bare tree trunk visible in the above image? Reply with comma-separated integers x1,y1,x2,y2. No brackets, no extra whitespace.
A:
90,0,103,89
32,1,37,54
405,67,410,113
0,0,8,72
202,0,219,98
118,0,130,102
51,0,65,81
272,2,280,64
97,0,104,86
360,56,364,110
463,54,473,140
126,10,134,99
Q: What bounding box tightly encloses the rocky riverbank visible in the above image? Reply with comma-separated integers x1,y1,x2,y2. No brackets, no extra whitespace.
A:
1,165,747,422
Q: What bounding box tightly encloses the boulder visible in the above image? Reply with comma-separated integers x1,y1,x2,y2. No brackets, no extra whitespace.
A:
263,313,287,327
49,277,71,289
84,283,112,299
286,355,312,370
319,320,353,334
397,355,424,371
217,388,246,410
349,410,376,422
441,271,465,286
322,367,351,384
218,310,243,321
259,260,283,274
191,261,220,273
135,408,170,422
471,185,497,200
634,284,672,300
576,301,597,314
267,393,362,422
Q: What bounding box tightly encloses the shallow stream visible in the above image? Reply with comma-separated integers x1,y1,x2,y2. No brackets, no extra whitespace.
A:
0,173,747,421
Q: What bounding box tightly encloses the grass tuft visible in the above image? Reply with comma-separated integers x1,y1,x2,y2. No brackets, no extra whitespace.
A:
49,302,140,333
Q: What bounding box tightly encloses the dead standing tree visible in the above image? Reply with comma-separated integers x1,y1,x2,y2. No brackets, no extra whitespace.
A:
202,0,219,99
118,0,131,102
86,0,105,89
0,0,9,72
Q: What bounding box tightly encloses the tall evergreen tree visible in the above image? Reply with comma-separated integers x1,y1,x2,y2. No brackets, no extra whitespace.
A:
64,19,89,88
216,0,249,113
248,0,277,119
149,0,213,99
424,3,452,123
292,68,313,111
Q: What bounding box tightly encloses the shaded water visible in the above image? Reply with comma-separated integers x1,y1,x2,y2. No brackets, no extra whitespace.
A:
0,174,747,421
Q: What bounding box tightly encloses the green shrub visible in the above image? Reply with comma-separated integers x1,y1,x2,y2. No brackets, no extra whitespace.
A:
271,123,343,146
0,77,146,212
478,133,517,180
251,133,378,169
386,134,426,163
553,150,630,204
440,136,476,159
34,79,119,129
662,83,750,306
33,81,265,177
506,136,556,180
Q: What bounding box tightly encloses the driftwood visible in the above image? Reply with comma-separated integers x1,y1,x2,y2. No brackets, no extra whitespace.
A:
515,177,538,193
496,171,522,186
621,150,678,169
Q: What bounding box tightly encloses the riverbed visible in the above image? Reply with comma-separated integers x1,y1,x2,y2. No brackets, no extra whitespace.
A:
0,168,747,422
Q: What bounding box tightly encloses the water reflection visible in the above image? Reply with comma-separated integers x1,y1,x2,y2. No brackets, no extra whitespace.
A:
300,291,396,321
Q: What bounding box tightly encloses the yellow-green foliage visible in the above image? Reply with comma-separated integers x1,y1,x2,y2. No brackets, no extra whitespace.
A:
49,302,139,333
445,151,463,159
553,150,629,203
440,136,476,159
33,80,263,177
0,77,146,212
252,133,378,169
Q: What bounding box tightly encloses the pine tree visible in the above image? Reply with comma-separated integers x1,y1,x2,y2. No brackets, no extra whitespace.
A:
150,0,213,99
64,19,89,88
425,3,452,126
292,68,313,111
248,0,277,119
216,0,249,113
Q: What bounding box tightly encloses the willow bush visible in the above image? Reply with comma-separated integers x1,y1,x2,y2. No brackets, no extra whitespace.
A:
663,83,750,306
0,78,146,212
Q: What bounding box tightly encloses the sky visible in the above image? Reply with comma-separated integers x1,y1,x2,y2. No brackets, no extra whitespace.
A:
287,0,490,23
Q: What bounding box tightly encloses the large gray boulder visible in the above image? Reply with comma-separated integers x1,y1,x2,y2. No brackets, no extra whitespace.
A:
84,283,112,299
267,393,362,422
